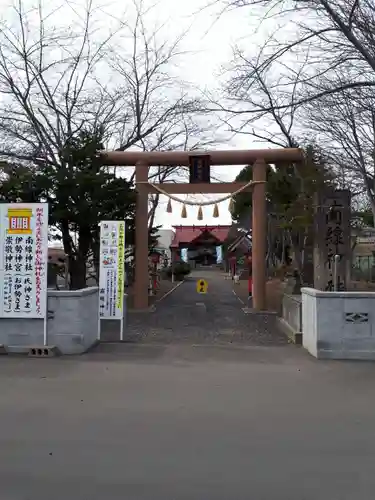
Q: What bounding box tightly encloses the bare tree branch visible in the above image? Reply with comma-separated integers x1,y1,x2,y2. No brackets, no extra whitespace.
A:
211,0,375,111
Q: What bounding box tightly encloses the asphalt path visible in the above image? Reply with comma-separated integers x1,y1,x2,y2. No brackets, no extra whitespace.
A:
1,342,375,499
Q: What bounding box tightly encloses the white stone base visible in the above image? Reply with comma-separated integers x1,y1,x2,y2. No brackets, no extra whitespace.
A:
279,294,302,344
301,287,375,360
0,287,99,355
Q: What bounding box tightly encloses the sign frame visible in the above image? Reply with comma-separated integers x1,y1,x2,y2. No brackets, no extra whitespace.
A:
189,154,211,184
0,202,49,343
98,220,125,340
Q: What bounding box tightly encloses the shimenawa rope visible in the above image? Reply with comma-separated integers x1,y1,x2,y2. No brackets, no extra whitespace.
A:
138,180,265,207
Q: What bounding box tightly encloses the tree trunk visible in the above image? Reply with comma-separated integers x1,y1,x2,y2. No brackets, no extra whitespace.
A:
288,225,314,288
301,228,314,286
69,228,91,290
69,256,87,290
91,239,100,284
288,228,305,292
370,199,375,227
148,193,159,230
61,219,74,256
60,220,90,290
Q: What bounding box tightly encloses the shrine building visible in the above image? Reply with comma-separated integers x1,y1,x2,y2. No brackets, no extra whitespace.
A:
170,225,230,266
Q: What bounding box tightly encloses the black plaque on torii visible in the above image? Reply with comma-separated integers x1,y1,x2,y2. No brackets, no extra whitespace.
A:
189,155,210,184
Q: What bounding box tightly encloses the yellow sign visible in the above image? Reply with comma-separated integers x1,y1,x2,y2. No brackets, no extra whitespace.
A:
196,279,208,294
7,208,33,234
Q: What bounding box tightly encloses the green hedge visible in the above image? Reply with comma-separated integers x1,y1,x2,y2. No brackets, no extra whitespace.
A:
165,262,191,280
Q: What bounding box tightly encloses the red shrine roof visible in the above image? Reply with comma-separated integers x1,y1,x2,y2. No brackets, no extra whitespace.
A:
171,225,231,248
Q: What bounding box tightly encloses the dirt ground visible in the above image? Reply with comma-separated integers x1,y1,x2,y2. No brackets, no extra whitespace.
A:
233,278,284,313
233,277,375,314
349,280,375,291
125,277,178,309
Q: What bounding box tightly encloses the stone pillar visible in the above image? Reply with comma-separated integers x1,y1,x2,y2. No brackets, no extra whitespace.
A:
252,158,267,310
134,162,149,310
314,189,351,291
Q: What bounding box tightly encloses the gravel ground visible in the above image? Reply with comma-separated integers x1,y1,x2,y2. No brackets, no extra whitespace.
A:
125,277,176,310
101,269,287,345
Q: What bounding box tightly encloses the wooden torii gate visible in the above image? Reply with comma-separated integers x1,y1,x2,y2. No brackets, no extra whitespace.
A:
101,148,304,311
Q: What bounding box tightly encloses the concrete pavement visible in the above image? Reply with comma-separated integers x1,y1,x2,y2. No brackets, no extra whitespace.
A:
2,269,375,499
1,344,375,499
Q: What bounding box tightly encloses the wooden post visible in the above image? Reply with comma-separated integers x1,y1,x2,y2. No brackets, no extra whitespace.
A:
134,162,149,310
252,159,267,310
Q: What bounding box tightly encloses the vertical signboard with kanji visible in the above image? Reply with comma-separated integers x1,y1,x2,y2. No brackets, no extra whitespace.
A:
98,221,125,322
189,155,210,184
314,189,350,291
0,203,48,318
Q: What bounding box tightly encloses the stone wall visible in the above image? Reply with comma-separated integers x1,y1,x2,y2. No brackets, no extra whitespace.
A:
302,287,375,360
277,294,302,344
0,287,99,355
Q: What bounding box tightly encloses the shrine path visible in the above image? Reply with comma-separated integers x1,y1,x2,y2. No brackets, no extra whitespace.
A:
100,268,287,346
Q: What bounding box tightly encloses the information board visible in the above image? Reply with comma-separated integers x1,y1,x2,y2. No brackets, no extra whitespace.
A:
98,221,125,320
0,203,49,319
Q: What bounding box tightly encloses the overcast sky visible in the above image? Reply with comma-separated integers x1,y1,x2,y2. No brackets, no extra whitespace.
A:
0,0,271,231
143,0,265,229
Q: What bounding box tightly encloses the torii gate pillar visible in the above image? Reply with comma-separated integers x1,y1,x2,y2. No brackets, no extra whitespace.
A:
134,162,149,310
252,159,267,310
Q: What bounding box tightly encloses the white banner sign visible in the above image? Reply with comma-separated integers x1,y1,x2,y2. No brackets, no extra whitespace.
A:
0,203,48,318
99,221,125,319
